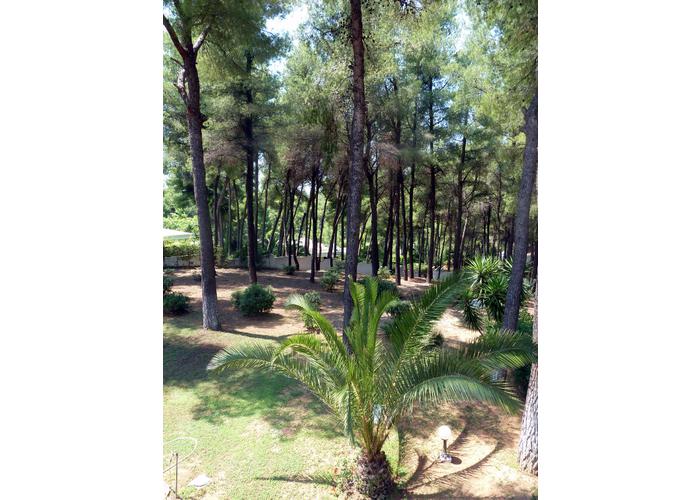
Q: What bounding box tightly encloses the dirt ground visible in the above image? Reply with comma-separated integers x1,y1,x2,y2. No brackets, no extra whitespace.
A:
167,267,537,498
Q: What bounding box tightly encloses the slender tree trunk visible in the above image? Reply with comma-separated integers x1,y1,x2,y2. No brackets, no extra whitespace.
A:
261,171,270,251
383,191,394,268
254,153,259,237
226,178,232,257
267,189,283,255
518,288,538,475
243,52,258,284
318,185,330,269
344,0,367,332
394,171,401,286
365,147,379,275
401,172,408,280
287,186,296,267
408,101,417,279
427,76,436,283
340,208,345,260
163,19,220,329
502,92,538,331
454,135,466,270
310,167,318,282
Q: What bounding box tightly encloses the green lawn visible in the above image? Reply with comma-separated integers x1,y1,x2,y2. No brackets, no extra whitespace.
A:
163,314,400,499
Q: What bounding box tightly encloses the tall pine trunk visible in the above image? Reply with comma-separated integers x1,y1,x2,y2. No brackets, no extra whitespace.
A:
502,92,538,331
243,52,258,284
518,288,538,475
454,135,466,270
163,17,220,330
344,0,367,332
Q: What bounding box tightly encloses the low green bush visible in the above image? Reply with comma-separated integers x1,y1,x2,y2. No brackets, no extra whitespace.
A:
332,259,345,271
321,268,340,292
283,264,296,275
304,291,322,310
386,299,411,317
377,266,392,280
163,292,190,314
361,277,398,298
163,241,200,258
163,275,173,295
232,284,276,316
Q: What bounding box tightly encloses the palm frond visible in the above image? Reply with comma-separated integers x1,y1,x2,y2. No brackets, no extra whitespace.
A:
385,271,468,362
460,328,537,371
393,350,522,415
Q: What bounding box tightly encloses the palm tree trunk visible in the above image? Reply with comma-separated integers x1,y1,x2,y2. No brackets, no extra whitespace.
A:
355,450,394,498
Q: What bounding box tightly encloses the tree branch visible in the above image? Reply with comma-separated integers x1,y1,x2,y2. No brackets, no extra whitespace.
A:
193,24,212,54
175,67,189,105
163,15,188,60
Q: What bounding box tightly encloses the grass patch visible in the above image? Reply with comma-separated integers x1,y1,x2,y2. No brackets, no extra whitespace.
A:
164,313,401,498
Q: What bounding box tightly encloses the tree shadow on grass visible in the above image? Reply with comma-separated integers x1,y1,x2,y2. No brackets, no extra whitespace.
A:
164,334,342,440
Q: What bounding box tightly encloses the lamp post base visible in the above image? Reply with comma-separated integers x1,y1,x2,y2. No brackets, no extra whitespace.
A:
438,451,452,463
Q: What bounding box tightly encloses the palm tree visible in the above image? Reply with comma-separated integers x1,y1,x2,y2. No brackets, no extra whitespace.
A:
208,274,535,498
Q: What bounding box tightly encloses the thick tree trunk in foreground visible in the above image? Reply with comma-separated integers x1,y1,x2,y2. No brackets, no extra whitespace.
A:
502,91,538,331
163,16,220,330
518,290,538,475
343,0,367,334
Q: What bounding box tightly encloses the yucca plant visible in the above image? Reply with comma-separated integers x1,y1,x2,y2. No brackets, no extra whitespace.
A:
481,273,509,323
465,255,502,289
208,274,535,498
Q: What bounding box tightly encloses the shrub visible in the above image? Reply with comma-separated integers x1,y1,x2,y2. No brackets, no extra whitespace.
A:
304,291,322,310
163,275,173,295
360,277,399,302
163,292,190,314
377,279,398,297
232,284,276,316
215,247,228,266
283,264,296,275
332,259,345,272
386,299,411,317
163,241,200,258
321,269,340,292
377,266,392,280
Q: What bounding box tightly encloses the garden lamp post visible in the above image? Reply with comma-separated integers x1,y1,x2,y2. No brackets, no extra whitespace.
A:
438,425,452,463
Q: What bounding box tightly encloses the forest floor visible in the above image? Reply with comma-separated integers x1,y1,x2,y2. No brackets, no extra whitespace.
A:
163,267,537,499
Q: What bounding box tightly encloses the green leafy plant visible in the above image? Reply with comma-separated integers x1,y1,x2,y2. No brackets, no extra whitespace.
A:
288,291,323,333
481,274,509,323
385,299,411,317
163,241,200,258
321,268,340,292
163,292,190,314
283,264,296,275
208,274,535,498
377,266,392,280
361,277,398,300
232,284,276,316
163,275,174,295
